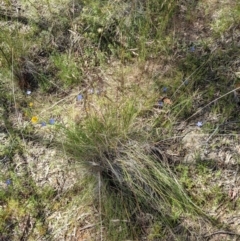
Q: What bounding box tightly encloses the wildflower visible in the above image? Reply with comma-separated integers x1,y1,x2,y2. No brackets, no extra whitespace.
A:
97,28,103,33
6,179,11,186
183,80,189,85
31,116,39,124
197,121,203,127
29,102,33,107
77,94,83,101
41,122,46,127
189,46,195,52
26,90,31,95
162,87,168,93
158,101,164,107
49,118,55,125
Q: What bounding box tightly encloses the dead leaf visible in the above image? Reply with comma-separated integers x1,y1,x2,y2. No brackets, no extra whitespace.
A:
162,97,172,105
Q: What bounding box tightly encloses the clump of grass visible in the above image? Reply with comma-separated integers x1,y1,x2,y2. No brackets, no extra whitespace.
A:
0,169,54,240
50,53,82,87
62,96,205,239
75,0,177,60
210,2,240,37
0,17,50,92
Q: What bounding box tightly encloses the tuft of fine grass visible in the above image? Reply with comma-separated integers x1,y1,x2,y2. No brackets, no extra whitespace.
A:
62,96,206,239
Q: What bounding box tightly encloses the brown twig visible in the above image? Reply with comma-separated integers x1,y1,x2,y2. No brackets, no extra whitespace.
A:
204,230,240,238
79,224,95,231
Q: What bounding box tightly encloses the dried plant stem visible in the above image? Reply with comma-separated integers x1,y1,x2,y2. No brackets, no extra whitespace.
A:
98,171,103,241
204,230,240,238
185,86,240,122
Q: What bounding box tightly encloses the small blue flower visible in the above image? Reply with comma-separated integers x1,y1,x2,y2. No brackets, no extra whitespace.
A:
183,80,189,85
77,94,83,101
6,179,11,185
41,122,46,127
158,101,164,107
189,46,195,52
26,90,31,95
49,119,55,125
197,121,203,127
162,87,168,93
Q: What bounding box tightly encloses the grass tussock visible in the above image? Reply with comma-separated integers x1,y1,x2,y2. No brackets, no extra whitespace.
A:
62,96,206,239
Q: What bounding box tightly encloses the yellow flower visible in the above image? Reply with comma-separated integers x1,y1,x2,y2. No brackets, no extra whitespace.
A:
31,116,39,124
29,102,33,107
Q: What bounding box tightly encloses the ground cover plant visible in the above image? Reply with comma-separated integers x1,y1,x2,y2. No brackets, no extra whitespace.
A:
1,0,240,240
